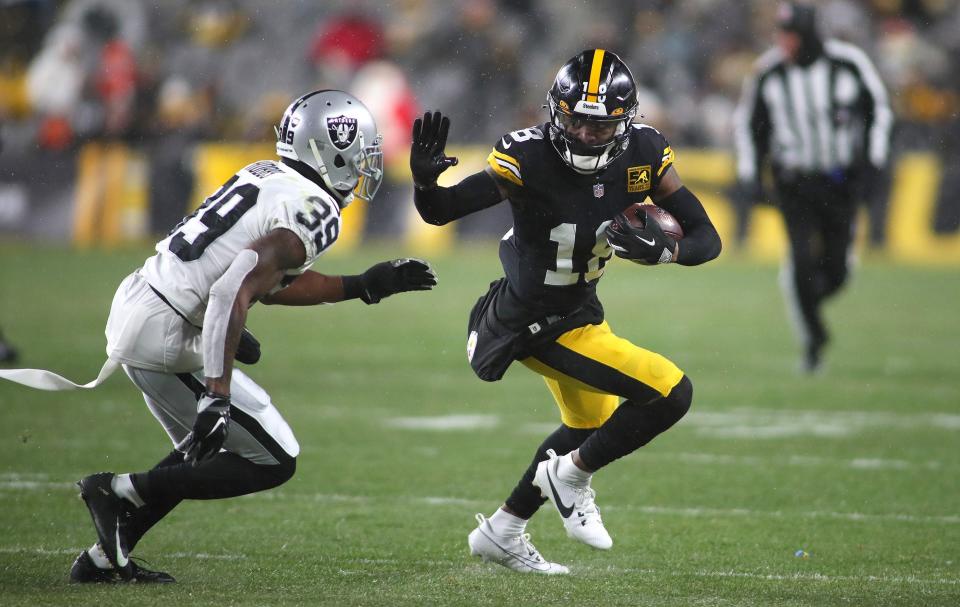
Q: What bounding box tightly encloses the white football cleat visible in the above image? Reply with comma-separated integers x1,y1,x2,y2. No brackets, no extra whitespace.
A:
467,513,569,575
532,449,613,550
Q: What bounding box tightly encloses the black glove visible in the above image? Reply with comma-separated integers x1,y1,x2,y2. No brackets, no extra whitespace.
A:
605,212,677,265
235,327,260,365
359,258,438,304
410,111,458,189
181,392,230,465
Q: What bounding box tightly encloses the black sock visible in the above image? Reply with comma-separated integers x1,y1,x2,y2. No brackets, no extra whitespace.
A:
578,375,693,471
131,451,295,503
125,450,183,551
126,450,296,551
504,424,596,519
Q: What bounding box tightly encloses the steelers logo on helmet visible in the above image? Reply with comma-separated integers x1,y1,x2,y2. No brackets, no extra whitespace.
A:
546,49,639,174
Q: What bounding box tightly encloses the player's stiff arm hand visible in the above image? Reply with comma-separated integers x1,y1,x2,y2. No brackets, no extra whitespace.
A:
605,213,678,265
410,110,459,189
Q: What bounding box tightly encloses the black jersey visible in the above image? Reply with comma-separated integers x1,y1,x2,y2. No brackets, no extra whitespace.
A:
487,123,676,314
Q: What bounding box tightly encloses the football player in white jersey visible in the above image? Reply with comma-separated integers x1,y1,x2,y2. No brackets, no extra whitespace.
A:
0,90,437,583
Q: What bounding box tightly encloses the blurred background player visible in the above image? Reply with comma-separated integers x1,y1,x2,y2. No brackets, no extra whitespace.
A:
409,50,721,574
0,90,437,583
733,1,893,373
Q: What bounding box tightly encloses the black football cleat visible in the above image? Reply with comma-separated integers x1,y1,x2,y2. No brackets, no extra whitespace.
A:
70,550,123,583
128,558,176,583
70,550,176,584
803,334,828,374
77,473,131,578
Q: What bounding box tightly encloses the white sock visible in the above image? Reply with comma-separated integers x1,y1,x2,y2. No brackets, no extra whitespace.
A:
87,543,112,569
111,473,145,507
556,452,592,485
487,508,527,537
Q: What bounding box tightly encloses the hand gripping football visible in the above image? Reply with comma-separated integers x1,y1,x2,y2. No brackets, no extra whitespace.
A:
622,203,684,240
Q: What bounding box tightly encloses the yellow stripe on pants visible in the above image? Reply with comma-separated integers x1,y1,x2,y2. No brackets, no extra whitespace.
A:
521,321,684,429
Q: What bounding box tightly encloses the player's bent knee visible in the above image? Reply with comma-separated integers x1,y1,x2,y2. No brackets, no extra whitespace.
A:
822,268,848,295
261,457,297,491
663,375,693,422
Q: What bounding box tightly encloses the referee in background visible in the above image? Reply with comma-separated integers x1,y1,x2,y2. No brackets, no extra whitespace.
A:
734,1,893,373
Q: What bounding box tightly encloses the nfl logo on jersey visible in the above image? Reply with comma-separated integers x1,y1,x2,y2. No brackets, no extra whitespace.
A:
593,183,605,198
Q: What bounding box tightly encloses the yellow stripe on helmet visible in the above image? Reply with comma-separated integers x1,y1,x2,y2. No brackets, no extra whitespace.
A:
585,49,606,102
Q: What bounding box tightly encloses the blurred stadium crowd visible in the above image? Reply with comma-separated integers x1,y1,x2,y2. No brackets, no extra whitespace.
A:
0,0,958,240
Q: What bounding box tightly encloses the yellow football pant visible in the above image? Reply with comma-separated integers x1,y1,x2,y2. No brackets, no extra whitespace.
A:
521,320,684,429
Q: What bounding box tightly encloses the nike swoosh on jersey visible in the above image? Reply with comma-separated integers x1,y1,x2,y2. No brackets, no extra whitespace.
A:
546,471,575,519
500,137,512,149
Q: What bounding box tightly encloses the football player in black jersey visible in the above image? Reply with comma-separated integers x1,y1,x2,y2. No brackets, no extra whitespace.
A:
411,49,721,574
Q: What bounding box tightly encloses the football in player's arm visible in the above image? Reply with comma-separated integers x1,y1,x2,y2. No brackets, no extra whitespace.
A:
0,91,436,584
411,49,720,574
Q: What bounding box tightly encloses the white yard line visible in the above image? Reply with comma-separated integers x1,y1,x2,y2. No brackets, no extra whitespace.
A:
383,414,500,431
236,491,960,526
640,451,949,472
6,475,951,526
579,564,960,587
608,504,960,525
0,546,246,560
2,549,954,586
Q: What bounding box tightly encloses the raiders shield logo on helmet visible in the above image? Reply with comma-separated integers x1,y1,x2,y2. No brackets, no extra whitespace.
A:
327,115,358,150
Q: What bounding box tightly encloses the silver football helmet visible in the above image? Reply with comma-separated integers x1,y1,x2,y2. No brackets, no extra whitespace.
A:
275,90,383,208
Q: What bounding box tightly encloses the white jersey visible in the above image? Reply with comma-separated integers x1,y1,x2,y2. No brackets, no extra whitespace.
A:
141,160,341,326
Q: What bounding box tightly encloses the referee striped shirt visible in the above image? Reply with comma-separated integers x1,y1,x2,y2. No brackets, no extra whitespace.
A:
734,39,893,183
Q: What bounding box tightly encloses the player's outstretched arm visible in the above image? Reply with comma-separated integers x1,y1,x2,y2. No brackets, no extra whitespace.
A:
262,259,438,306
651,167,722,265
410,110,503,226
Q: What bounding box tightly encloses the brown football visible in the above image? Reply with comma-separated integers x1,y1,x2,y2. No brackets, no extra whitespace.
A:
622,203,684,240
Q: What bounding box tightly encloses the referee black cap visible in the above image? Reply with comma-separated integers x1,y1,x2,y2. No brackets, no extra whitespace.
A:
776,2,818,37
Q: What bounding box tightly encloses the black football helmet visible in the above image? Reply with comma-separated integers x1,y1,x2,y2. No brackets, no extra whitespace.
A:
547,49,639,174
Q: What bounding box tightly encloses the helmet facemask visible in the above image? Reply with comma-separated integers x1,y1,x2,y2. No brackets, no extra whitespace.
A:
306,131,383,208
547,97,635,174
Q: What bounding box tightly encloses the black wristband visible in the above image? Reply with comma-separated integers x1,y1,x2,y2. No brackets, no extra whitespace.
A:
341,275,366,302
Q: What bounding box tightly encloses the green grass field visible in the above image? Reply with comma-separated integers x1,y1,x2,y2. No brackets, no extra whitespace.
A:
0,243,958,606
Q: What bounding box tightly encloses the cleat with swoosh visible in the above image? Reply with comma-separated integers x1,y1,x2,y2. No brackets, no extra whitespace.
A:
532,449,613,550
70,549,175,583
77,472,132,579
467,513,569,574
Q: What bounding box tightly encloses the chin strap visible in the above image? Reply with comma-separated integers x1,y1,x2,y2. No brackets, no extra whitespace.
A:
307,138,352,208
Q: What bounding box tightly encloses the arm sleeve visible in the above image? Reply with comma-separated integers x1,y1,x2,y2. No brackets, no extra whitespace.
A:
413,170,503,226
656,186,722,266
